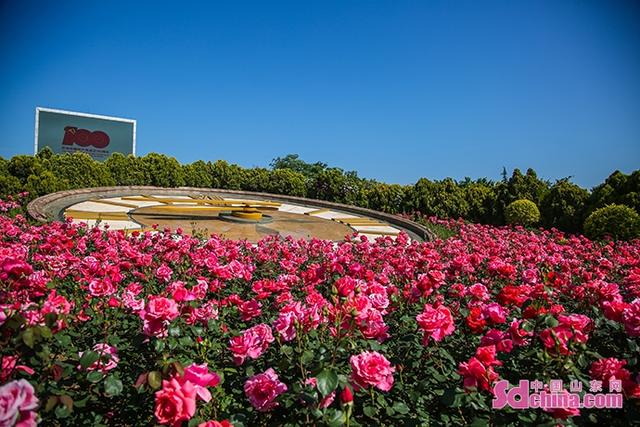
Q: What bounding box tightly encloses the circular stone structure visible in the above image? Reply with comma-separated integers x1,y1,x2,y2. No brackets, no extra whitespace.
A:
28,186,435,243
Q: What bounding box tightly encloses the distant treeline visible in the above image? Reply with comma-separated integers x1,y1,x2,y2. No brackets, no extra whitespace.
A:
1,149,638,235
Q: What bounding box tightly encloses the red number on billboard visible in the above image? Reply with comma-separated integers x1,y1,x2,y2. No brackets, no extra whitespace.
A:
62,126,110,148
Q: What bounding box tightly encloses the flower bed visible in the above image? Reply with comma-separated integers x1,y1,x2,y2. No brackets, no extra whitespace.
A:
1,197,639,426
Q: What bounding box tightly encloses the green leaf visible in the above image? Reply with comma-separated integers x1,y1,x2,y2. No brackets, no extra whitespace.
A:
316,369,338,397
392,401,409,414
79,351,100,369
22,328,35,348
104,376,123,397
39,325,53,339
59,395,73,412
470,416,490,427
87,371,104,383
363,405,378,418
148,371,163,389
55,405,70,419
544,316,558,328
281,345,293,357
74,396,89,408
325,409,345,427
301,350,314,365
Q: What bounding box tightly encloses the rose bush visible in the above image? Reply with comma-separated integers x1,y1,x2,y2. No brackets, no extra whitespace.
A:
0,195,639,425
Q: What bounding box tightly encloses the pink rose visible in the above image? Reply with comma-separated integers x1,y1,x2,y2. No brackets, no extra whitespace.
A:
0,379,39,427
156,264,173,283
349,351,395,392
623,299,640,337
1,356,34,382
416,304,455,344
154,378,197,426
483,303,507,324
88,279,116,297
182,363,220,402
238,300,262,321
480,329,513,353
141,296,180,337
589,358,631,386
508,318,532,346
144,296,180,321
198,421,232,427
229,324,274,365
244,368,287,412
273,311,297,342
78,343,119,373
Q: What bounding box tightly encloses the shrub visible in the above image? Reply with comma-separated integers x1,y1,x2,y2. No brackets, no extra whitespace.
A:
588,170,640,214
138,153,185,188
540,180,589,232
264,169,307,197
309,168,368,206
183,160,213,188
366,183,407,214
105,153,146,186
504,199,540,226
240,167,271,193
23,170,70,199
408,178,469,219
463,181,497,224
48,152,115,189
210,160,244,190
583,204,640,241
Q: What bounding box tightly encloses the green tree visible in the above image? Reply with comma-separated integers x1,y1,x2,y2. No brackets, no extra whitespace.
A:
463,181,498,223
24,170,69,198
264,169,307,197
48,152,115,189
367,183,407,214
183,160,213,188
540,179,589,232
105,153,146,186
409,178,469,219
240,167,271,193
210,160,245,190
270,154,327,178
309,168,368,206
7,155,44,184
138,153,185,187
588,170,640,214
0,157,22,197
494,168,549,224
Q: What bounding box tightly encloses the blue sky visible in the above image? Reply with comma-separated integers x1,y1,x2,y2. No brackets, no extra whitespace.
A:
1,0,638,188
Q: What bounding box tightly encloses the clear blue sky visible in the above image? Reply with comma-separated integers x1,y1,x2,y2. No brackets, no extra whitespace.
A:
1,1,639,188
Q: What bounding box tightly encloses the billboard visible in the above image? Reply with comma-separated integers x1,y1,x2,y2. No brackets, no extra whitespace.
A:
34,107,136,161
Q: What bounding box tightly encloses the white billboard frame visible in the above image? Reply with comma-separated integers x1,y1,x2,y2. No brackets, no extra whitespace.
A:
34,107,137,156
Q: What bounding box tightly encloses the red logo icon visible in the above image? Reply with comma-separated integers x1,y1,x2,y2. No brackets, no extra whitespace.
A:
62,126,110,149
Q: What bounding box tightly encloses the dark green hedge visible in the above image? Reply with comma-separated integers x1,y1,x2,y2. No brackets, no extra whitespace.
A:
2,149,639,238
